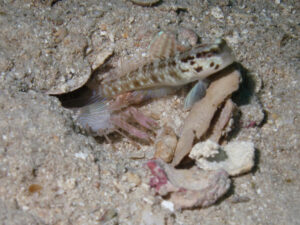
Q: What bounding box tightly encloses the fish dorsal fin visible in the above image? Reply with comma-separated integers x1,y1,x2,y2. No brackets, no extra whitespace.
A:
110,52,149,79
148,31,178,60
117,54,147,75
107,31,179,81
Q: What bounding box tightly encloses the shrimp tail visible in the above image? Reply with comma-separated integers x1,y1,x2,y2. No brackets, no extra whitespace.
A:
75,98,114,136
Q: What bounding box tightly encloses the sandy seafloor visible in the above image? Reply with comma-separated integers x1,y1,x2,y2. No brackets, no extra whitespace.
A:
0,0,299,224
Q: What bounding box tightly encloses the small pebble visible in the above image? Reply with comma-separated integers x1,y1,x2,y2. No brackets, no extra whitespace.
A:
28,184,43,193
100,208,118,223
154,126,177,163
130,0,161,7
211,7,224,20
178,27,199,47
125,172,141,186
129,152,145,159
230,195,251,204
53,27,68,44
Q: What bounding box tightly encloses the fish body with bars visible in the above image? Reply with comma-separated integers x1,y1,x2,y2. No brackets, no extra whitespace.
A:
76,32,235,142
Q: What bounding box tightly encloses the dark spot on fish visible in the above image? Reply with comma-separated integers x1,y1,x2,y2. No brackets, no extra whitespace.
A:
197,50,213,58
157,61,166,70
142,64,149,73
169,60,177,67
169,70,180,79
211,48,219,54
181,55,195,63
151,74,158,82
196,52,203,58
210,62,215,67
215,64,220,70
195,43,207,49
190,61,195,65
195,66,203,72
123,83,130,90
133,80,140,87
141,77,149,84
180,68,189,73
112,86,118,92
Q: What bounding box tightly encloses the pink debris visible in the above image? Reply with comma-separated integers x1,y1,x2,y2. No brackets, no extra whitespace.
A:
147,160,168,191
146,159,231,210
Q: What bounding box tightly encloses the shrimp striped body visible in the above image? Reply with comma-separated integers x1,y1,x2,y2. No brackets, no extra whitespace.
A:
101,39,235,98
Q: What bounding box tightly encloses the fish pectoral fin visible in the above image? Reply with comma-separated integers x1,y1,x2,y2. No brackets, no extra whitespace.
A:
184,79,209,110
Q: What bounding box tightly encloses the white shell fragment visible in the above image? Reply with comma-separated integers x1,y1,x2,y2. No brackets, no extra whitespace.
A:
189,140,220,158
189,140,255,176
161,200,175,212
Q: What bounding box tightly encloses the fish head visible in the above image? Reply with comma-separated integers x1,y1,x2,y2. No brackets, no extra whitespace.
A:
178,39,235,81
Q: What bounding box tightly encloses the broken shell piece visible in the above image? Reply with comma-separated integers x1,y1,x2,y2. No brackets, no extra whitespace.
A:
48,48,113,95
154,126,177,163
91,49,114,71
46,64,91,95
208,98,236,143
189,140,255,176
147,159,230,210
46,34,91,95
